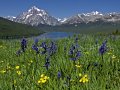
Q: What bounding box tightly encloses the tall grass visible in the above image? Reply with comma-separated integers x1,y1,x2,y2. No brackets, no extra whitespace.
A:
0,34,120,90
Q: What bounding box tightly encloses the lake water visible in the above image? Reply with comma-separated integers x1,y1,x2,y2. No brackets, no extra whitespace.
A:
31,32,74,40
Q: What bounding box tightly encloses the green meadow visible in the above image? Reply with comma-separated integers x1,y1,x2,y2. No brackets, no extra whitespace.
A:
0,34,120,90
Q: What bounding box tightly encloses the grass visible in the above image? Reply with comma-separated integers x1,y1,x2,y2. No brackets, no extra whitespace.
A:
0,34,120,90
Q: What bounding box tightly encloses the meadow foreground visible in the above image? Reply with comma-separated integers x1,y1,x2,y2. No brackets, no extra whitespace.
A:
0,34,120,90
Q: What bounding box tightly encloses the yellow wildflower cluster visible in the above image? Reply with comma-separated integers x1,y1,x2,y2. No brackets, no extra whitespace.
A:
79,73,89,83
15,66,20,70
15,65,21,75
38,74,49,84
16,71,21,75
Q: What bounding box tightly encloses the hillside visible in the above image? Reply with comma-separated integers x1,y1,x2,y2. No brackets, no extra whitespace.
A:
0,17,44,39
39,21,120,34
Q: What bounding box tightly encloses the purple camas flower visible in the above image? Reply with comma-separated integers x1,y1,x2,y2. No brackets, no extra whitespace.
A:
40,41,57,56
76,51,81,58
21,38,27,52
99,40,107,55
40,42,47,50
69,49,74,55
48,41,57,56
40,42,47,54
32,44,39,54
69,44,81,61
57,71,61,79
71,44,76,50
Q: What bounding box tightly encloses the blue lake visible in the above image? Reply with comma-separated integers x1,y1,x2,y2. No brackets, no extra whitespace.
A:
31,32,74,40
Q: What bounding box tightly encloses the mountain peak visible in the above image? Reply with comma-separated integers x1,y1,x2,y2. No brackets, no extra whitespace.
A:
91,11,99,15
13,6,59,26
28,6,41,12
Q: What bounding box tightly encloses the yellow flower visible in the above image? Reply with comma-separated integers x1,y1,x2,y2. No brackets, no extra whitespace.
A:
79,74,89,83
41,79,47,83
16,71,21,75
15,66,20,70
38,74,49,84
44,76,49,79
75,64,81,68
0,70,6,74
38,79,46,84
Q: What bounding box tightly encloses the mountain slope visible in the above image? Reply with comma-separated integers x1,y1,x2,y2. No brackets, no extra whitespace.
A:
39,21,120,34
63,11,120,24
14,6,60,26
0,17,44,39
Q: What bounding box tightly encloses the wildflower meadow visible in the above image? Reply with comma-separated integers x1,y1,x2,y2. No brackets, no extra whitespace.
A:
0,34,120,90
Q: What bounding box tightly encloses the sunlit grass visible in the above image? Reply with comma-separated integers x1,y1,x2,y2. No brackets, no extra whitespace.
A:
0,34,120,90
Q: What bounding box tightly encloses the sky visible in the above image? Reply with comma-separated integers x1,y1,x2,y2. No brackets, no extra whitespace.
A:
0,0,120,18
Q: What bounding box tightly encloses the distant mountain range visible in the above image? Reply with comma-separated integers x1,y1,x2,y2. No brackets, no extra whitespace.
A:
4,6,120,26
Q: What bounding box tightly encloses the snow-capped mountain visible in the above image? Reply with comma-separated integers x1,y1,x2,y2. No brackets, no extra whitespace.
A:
14,6,60,26
5,16,16,21
5,8,120,26
63,11,120,24
57,18,67,24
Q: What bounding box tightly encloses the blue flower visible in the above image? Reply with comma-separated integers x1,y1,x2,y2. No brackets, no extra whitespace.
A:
32,44,39,54
40,42,47,54
57,71,61,79
99,40,107,55
21,38,27,52
69,45,81,61
40,42,47,50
